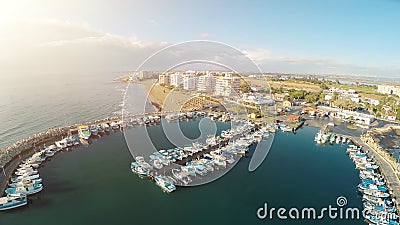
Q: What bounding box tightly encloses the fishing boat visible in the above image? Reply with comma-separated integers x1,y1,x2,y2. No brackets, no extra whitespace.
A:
110,121,119,130
0,194,27,211
78,125,91,140
5,183,43,195
363,189,390,198
358,183,388,192
130,162,150,176
9,178,42,188
336,136,341,144
102,123,110,132
97,124,104,133
165,114,179,122
90,124,98,136
154,176,176,193
55,139,67,149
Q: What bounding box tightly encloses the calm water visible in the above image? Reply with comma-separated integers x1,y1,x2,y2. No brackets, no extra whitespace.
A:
0,121,365,225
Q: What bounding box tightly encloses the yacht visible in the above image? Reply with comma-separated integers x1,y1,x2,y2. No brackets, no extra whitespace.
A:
78,125,91,140
0,194,27,211
154,176,176,193
90,124,98,136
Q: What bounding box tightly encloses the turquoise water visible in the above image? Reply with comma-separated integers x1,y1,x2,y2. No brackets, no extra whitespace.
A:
0,120,365,225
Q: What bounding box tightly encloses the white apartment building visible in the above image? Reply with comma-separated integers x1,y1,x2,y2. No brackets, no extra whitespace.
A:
377,85,400,96
182,72,197,90
170,73,182,87
215,75,241,96
197,74,216,92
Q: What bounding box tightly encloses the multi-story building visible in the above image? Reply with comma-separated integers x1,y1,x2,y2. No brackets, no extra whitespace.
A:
182,71,197,90
170,73,182,87
138,70,153,80
197,74,216,92
158,74,170,86
214,74,241,96
377,85,400,96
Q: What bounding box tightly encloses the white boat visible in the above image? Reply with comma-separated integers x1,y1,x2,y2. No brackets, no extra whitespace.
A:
0,194,27,211
55,139,67,149
110,122,119,130
5,183,43,195
90,124,98,136
9,178,42,188
154,176,176,193
97,124,104,133
78,125,91,140
102,123,110,132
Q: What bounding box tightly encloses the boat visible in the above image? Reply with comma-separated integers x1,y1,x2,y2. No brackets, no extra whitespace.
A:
0,194,27,211
152,158,163,170
11,174,40,183
363,189,390,198
336,136,341,144
78,125,91,140
165,114,179,122
154,176,176,193
5,183,43,195
130,162,150,176
55,139,67,149
102,123,110,132
90,124,98,136
110,121,119,130
358,183,388,192
9,178,42,188
97,124,104,133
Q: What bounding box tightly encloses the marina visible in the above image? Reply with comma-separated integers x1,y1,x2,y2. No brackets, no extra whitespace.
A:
0,124,368,225
130,118,273,191
0,111,239,208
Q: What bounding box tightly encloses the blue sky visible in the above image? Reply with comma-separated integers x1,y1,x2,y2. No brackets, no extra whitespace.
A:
1,0,399,76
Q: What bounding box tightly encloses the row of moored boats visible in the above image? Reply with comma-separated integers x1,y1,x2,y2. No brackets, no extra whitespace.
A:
131,119,272,192
0,135,80,211
347,144,400,224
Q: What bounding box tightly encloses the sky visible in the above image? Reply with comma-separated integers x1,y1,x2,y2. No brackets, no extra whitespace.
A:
0,0,399,77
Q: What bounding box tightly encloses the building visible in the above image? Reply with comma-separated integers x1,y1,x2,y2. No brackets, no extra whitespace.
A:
138,70,153,80
170,73,182,87
364,98,380,106
241,94,275,106
288,114,300,122
158,74,170,86
214,75,241,96
388,113,397,121
182,71,197,90
282,100,293,108
197,74,216,93
377,85,400,96
317,106,375,125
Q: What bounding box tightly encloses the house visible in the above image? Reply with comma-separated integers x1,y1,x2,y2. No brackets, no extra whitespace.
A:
388,113,397,121
282,100,293,108
288,114,300,122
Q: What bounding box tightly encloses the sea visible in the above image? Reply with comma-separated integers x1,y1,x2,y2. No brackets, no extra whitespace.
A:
0,73,366,225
